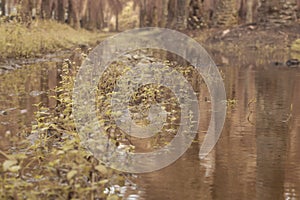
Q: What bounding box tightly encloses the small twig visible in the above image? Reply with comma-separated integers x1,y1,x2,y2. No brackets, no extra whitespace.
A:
282,104,293,123
247,98,256,125
247,111,255,125
282,114,292,123
0,149,11,160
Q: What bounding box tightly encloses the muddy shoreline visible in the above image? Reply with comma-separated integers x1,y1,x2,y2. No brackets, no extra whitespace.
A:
192,24,300,65
1,24,300,74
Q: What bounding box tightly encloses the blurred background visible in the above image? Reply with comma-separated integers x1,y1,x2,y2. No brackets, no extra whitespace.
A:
1,0,299,31
1,1,300,200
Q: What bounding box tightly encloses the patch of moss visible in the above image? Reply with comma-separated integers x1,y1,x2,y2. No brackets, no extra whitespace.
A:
0,60,124,199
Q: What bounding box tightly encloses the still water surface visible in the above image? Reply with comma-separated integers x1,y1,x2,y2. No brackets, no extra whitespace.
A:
0,53,300,200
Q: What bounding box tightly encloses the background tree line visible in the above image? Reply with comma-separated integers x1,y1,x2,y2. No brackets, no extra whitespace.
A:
1,0,300,31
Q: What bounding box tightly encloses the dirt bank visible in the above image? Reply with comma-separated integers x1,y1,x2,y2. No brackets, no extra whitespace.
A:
1,21,299,73
191,23,300,65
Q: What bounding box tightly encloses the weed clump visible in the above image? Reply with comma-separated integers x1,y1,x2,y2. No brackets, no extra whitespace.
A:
0,58,124,199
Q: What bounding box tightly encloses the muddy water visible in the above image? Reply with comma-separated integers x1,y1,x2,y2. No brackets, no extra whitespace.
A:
1,54,300,200
122,56,300,200
0,62,60,152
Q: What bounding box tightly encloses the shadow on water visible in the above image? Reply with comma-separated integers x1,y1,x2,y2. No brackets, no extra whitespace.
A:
1,50,300,199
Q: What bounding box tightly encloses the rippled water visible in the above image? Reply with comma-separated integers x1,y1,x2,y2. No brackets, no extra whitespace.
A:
1,52,300,199
122,55,300,200
0,62,60,151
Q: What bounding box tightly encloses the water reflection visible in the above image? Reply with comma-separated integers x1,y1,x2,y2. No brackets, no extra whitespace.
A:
123,60,300,200
1,55,300,200
0,62,60,154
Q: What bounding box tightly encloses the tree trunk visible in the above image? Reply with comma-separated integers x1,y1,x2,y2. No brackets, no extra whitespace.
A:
7,0,11,15
68,0,85,29
257,0,271,25
167,0,189,29
79,0,87,27
160,0,169,27
67,0,72,24
87,0,103,30
35,0,42,19
139,0,147,27
176,0,189,30
238,0,247,23
87,0,96,29
246,0,254,23
213,0,238,27
96,5,104,29
167,0,176,28
73,8,80,29
41,0,51,19
19,0,33,22
1,0,5,16
81,0,91,29
115,11,119,31
57,0,65,22
81,3,88,28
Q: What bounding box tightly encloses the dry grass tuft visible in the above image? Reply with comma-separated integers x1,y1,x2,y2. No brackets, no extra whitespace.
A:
0,19,110,60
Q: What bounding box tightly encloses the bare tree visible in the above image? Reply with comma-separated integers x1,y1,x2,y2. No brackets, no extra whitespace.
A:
134,0,169,27
238,0,258,24
109,0,122,31
175,0,189,29
7,0,11,15
82,0,104,30
40,0,59,20
57,0,65,22
134,0,191,29
66,0,122,30
213,0,238,26
245,0,255,23
18,0,32,22
41,0,50,19
67,0,88,29
1,0,6,16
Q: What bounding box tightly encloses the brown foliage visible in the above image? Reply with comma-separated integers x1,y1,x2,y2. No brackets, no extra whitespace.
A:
1,0,299,30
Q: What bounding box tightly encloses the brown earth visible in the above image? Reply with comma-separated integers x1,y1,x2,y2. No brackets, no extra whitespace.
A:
188,23,300,65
